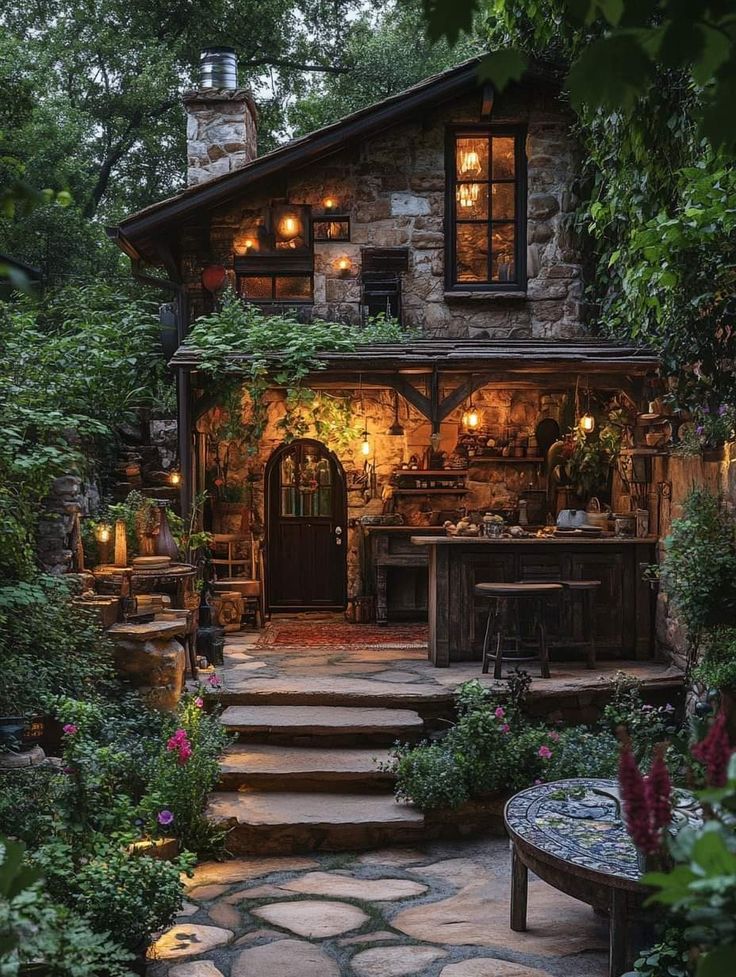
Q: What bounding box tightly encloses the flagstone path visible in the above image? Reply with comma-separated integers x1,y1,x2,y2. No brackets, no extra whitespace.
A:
148,837,608,977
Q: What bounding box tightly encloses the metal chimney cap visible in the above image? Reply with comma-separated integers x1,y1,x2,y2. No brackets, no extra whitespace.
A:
199,47,238,89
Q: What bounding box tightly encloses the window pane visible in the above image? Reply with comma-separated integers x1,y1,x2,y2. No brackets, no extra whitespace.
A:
240,276,272,299
456,137,489,180
492,137,516,180
313,219,350,241
456,224,488,282
275,276,312,300
491,182,515,220
491,224,516,282
455,182,488,219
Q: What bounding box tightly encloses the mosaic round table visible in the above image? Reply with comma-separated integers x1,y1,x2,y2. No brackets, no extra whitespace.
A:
504,778,699,977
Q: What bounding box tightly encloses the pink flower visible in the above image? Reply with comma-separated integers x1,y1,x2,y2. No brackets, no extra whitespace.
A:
157,810,174,826
619,740,657,854
692,713,732,788
207,674,222,688
500,723,510,733
62,724,78,736
548,731,560,742
538,745,552,759
534,778,544,785
494,706,505,719
194,696,204,708
166,728,193,764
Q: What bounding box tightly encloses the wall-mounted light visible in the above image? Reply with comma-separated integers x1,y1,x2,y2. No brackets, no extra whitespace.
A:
169,470,182,487
233,236,255,256
335,255,352,274
323,196,337,210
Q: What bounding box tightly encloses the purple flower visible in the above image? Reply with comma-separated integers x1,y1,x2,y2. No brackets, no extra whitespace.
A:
207,674,222,688
719,404,728,417
494,706,505,719
701,405,710,414
157,810,175,826
62,723,78,736
194,696,204,708
664,703,675,713
696,425,704,435
538,745,552,759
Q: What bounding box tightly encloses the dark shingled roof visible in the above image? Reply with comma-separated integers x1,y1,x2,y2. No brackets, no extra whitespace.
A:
170,337,659,376
109,55,562,259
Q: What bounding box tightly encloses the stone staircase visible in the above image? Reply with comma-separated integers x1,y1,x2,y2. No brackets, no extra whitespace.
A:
206,683,449,854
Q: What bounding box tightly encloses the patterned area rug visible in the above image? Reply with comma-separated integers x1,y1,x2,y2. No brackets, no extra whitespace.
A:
256,622,429,649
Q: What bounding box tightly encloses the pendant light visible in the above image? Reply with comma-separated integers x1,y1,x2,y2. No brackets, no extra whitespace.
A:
387,390,405,436
579,377,595,434
462,378,481,429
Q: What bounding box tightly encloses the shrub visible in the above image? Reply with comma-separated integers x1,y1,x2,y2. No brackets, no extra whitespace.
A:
660,489,736,639
545,727,620,781
31,838,192,953
694,627,736,692
391,743,469,811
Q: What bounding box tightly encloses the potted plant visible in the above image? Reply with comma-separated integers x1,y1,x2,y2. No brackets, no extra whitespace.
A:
550,423,622,505
675,404,735,461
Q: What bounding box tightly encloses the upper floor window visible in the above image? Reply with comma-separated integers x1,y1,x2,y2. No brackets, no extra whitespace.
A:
446,128,526,291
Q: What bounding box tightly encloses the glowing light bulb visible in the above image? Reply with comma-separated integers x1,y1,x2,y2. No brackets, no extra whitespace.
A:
96,524,111,543
466,409,479,429
323,197,337,209
337,256,351,272
579,414,595,434
361,431,370,456
460,149,482,176
281,215,299,238
169,471,182,486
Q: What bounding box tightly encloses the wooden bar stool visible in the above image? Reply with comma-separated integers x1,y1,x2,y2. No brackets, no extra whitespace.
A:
557,579,601,670
475,582,563,679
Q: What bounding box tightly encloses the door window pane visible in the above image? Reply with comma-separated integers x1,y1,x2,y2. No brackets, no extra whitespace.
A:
456,224,488,282
279,444,333,517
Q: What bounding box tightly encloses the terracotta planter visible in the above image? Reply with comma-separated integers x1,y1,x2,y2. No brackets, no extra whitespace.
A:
212,500,249,533
702,445,726,462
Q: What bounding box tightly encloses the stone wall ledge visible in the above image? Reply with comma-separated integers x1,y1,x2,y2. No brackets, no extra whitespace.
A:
443,290,527,303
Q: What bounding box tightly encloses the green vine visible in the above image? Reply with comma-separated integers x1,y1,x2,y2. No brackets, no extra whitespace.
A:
186,294,416,450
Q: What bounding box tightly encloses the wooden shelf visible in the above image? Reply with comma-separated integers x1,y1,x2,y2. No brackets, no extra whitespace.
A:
395,469,465,476
393,488,468,496
468,456,545,464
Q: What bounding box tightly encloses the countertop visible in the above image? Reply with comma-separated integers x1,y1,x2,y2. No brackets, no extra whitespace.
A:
411,535,658,546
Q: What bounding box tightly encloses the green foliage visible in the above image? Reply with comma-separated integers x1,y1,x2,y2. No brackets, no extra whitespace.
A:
632,930,690,977
422,0,736,151
0,577,118,716
141,694,230,856
643,754,736,977
694,627,736,692
661,489,736,640
0,836,134,977
600,672,678,762
187,294,417,449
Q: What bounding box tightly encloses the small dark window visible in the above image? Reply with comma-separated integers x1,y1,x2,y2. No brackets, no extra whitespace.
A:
362,272,401,322
446,128,526,290
237,274,313,304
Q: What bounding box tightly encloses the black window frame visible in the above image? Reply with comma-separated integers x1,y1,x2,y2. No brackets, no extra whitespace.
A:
444,125,527,293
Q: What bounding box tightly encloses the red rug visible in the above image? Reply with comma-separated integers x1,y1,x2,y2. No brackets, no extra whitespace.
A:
257,622,428,649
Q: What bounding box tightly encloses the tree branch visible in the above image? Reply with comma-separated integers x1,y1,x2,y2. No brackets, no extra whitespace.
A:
241,58,350,74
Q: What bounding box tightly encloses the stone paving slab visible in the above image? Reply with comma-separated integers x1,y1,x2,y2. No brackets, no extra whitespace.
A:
150,838,607,977
217,678,451,708
220,705,424,737
219,744,394,784
207,791,425,827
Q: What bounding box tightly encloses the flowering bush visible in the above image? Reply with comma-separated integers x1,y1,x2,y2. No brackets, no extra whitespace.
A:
674,403,736,456
141,693,229,855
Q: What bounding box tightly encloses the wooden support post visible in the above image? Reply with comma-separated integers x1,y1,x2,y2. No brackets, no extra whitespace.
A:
510,845,528,932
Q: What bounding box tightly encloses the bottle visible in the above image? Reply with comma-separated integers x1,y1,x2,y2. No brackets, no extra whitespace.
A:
518,499,529,527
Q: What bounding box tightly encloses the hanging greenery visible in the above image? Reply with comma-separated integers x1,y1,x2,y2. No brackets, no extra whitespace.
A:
185,293,416,451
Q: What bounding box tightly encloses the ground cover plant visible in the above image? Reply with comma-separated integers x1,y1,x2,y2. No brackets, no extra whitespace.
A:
389,672,680,811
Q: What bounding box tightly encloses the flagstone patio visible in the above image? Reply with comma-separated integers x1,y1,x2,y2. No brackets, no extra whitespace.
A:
148,838,609,977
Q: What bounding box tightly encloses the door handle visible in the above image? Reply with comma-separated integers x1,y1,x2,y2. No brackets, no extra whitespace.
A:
335,526,343,535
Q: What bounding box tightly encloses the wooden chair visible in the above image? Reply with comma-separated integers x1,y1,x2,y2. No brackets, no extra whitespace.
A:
211,533,265,629
474,582,564,679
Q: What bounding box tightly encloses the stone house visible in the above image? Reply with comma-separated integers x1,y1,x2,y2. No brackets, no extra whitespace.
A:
111,51,657,619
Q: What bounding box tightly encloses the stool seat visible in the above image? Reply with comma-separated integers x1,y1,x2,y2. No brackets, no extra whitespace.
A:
559,579,601,590
475,582,563,597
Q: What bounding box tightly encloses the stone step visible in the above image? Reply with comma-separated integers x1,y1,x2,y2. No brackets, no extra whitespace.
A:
206,790,425,854
220,705,424,746
217,676,452,716
218,743,396,792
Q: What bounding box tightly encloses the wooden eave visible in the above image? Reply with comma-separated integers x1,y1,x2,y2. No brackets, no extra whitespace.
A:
172,339,659,380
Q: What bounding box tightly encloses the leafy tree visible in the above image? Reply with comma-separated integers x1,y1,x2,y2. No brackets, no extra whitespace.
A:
418,0,736,151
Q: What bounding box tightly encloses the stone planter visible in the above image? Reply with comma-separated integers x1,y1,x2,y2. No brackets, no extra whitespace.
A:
108,620,187,711
212,500,249,533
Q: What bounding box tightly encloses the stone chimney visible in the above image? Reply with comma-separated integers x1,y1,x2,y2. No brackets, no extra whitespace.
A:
184,47,258,186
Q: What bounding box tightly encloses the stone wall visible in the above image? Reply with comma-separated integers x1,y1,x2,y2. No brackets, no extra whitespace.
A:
184,88,258,186
199,382,565,598
181,80,583,340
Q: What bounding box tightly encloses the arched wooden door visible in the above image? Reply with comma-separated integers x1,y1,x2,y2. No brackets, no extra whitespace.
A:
266,439,347,611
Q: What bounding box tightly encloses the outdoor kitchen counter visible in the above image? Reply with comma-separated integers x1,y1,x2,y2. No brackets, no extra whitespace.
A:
411,535,658,666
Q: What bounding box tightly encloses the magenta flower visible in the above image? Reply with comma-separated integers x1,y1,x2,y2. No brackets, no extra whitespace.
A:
548,731,560,742
167,728,193,765
207,674,222,688
157,810,175,826
62,723,78,736
494,706,505,719
194,696,204,708
538,745,552,759
500,723,510,733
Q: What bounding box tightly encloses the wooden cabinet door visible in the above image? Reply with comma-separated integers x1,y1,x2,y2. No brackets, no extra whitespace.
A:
567,548,629,656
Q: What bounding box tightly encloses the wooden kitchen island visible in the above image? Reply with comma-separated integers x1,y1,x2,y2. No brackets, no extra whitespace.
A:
411,535,657,667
